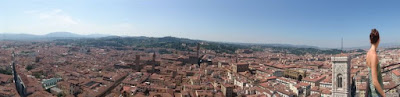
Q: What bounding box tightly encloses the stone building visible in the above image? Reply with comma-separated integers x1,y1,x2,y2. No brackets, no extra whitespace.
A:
283,69,306,81
331,56,351,97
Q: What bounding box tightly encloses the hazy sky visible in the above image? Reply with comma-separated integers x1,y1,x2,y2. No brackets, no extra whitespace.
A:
1,0,400,48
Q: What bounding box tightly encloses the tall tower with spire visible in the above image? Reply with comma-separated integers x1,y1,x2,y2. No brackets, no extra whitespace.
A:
197,43,201,66
152,52,156,73
341,37,343,53
153,51,156,62
236,54,238,63
135,54,141,72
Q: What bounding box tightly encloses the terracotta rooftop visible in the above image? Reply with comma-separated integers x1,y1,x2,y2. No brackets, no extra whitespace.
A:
392,69,400,76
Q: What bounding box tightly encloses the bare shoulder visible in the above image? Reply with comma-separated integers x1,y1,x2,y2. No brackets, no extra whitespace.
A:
370,51,378,60
369,52,379,67
366,50,378,67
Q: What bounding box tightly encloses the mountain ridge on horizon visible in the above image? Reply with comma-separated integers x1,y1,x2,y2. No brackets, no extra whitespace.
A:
1,32,400,49
0,32,114,40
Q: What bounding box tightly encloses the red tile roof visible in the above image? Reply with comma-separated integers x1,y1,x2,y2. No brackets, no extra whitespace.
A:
392,69,400,76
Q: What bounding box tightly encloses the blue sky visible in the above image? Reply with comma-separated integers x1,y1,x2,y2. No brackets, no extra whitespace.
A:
1,0,400,48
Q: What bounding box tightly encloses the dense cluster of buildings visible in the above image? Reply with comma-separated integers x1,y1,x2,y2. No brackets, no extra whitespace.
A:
0,41,399,97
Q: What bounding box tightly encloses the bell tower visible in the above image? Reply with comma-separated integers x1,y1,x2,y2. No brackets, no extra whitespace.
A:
135,55,141,71
331,56,351,97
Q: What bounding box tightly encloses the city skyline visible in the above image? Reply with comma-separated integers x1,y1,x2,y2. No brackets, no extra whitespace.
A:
2,0,400,48
1,1,400,96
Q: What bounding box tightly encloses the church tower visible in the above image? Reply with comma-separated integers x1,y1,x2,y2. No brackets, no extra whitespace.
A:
197,43,201,66
152,52,156,73
152,52,156,62
135,55,141,71
331,56,351,97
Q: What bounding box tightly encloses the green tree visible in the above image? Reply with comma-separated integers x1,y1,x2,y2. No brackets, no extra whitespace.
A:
26,65,34,71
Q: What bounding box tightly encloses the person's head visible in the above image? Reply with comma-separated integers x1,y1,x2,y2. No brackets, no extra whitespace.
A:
370,28,380,46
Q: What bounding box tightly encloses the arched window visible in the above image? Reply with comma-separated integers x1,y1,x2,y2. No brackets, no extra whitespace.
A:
337,74,343,88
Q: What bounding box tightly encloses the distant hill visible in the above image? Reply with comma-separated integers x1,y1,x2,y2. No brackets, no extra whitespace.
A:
44,32,82,37
86,34,112,38
52,36,347,55
0,33,40,40
0,32,112,40
0,32,366,55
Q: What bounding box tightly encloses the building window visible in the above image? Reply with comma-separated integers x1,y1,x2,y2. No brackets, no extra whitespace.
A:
337,74,343,88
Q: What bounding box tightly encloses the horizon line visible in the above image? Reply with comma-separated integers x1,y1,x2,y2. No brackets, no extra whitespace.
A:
1,32,399,49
